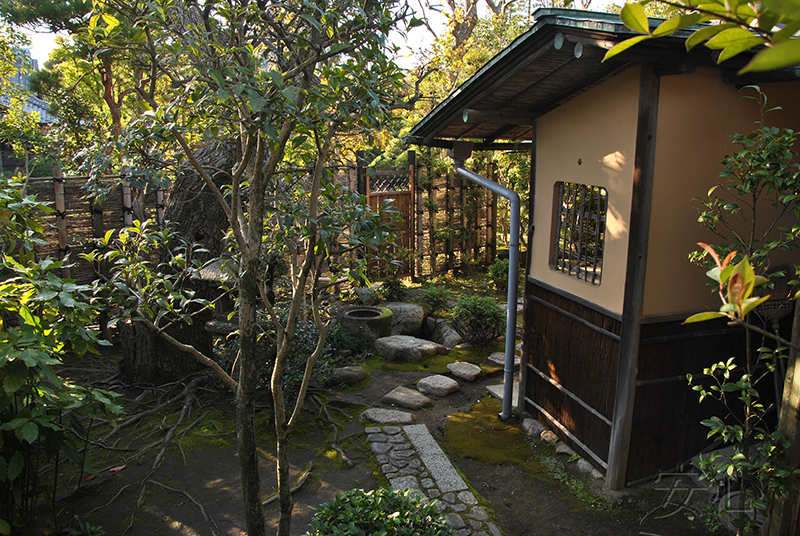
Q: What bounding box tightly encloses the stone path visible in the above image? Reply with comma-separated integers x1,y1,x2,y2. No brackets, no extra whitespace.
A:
365,424,502,536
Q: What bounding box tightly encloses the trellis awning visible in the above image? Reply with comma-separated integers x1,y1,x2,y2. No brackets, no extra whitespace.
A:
407,8,793,149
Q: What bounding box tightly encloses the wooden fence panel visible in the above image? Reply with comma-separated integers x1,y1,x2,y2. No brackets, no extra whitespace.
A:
25,174,165,285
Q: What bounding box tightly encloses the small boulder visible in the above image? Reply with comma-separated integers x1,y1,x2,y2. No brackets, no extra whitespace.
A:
417,375,459,397
556,443,576,456
383,386,432,409
447,362,481,382
488,352,521,367
540,430,559,443
432,320,463,349
522,418,546,438
355,287,379,305
328,366,368,386
383,302,425,337
374,335,448,362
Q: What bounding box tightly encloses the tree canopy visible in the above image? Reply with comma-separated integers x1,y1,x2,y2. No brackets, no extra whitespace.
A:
604,0,800,73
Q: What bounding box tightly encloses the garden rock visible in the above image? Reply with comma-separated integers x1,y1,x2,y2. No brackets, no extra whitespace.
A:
328,366,368,385
432,321,463,349
447,362,481,382
540,430,558,443
383,387,433,409
556,443,576,456
522,418,546,438
417,375,459,397
488,352,521,367
360,408,415,424
383,302,425,337
374,335,448,362
355,286,379,305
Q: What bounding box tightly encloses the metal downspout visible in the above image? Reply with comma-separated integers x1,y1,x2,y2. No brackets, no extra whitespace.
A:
450,141,520,421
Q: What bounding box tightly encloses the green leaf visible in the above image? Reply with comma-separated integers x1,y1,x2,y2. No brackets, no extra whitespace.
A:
704,28,764,51
0,518,8,535
620,3,651,34
7,451,23,481
684,311,727,323
249,95,268,113
740,38,800,73
653,13,705,37
686,23,737,50
20,422,38,443
603,35,653,62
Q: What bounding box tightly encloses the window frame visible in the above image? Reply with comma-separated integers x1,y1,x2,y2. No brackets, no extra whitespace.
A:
550,181,607,285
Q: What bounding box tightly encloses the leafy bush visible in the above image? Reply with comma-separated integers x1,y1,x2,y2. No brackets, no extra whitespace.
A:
452,296,505,346
488,258,510,291
378,275,407,302
326,324,372,357
304,487,455,536
0,175,122,532
419,285,451,317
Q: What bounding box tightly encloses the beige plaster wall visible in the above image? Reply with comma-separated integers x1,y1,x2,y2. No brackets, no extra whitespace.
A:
530,66,641,314
643,70,800,316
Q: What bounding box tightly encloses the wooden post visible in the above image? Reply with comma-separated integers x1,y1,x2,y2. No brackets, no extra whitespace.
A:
764,301,800,535
121,167,133,227
606,65,660,490
356,150,367,196
52,166,71,280
446,172,454,272
519,118,537,432
90,194,111,340
408,150,418,281
490,162,498,262
156,187,165,230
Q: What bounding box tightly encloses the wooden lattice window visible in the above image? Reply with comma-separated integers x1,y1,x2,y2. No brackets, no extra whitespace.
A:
369,171,410,192
551,182,607,285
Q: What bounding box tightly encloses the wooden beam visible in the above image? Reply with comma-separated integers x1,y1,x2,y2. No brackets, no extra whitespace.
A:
606,65,660,490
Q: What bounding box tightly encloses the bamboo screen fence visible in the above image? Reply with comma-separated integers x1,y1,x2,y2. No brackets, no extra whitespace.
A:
22,154,500,286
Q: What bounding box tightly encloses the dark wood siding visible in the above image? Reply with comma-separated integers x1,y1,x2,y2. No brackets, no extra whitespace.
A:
626,316,785,484
523,279,621,467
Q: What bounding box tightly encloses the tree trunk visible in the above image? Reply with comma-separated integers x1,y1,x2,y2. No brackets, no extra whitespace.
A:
118,307,212,385
164,140,239,258
118,278,217,385
237,253,267,536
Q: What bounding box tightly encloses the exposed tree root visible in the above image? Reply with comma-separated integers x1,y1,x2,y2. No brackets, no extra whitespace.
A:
103,374,210,443
311,394,354,468
80,483,132,519
149,479,219,536
153,391,195,469
262,461,314,506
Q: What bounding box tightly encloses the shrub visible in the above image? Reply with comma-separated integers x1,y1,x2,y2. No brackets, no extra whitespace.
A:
488,258,510,291
378,275,407,302
452,296,505,346
419,285,451,317
305,487,455,536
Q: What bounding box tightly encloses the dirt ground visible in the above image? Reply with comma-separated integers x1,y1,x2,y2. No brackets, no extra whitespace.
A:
38,352,731,536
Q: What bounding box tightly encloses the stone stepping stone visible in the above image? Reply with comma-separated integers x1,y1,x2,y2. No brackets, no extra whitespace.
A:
404,424,467,493
447,361,481,382
383,386,433,409
417,374,459,397
360,408,414,424
488,352,521,367
375,335,448,362
486,380,519,407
